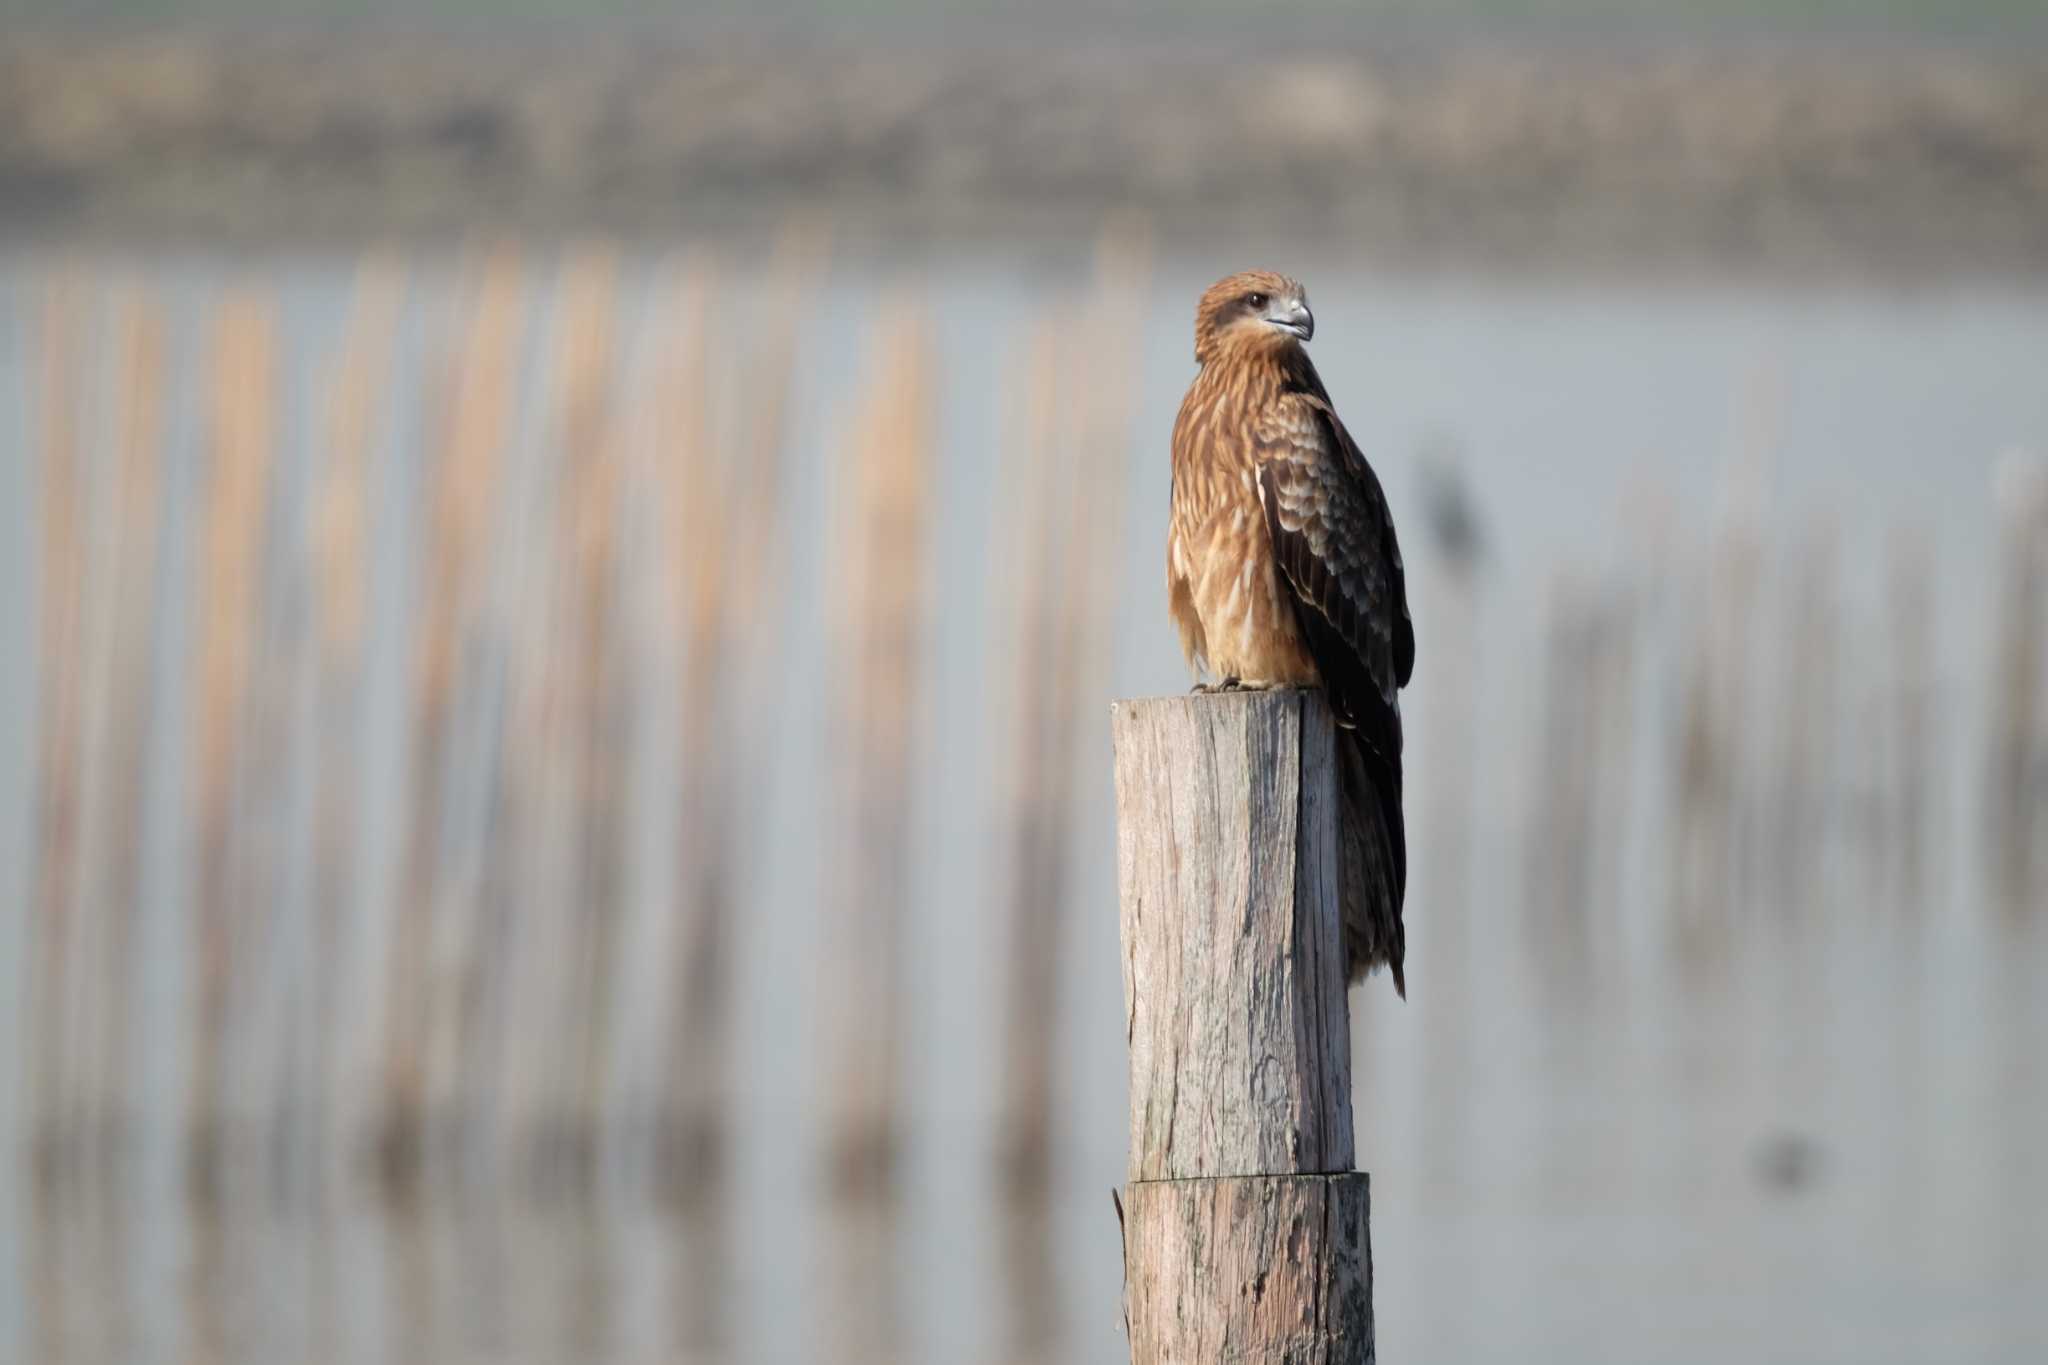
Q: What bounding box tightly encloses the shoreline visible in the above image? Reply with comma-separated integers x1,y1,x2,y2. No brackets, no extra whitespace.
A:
4,30,2045,272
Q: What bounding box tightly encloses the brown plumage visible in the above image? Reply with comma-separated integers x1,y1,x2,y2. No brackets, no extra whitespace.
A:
1168,270,1414,994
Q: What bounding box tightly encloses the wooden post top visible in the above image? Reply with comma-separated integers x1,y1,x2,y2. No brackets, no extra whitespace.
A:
1111,690,1356,1182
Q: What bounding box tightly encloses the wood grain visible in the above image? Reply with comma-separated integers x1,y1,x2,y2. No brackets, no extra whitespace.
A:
1122,1173,1374,1365
1112,690,1354,1182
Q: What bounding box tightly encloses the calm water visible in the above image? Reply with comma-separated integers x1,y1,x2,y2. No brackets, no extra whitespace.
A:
2,247,2046,1363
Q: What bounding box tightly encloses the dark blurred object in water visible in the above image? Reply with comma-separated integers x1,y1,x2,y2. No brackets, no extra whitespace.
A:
1417,435,1485,578
1751,1129,1824,1196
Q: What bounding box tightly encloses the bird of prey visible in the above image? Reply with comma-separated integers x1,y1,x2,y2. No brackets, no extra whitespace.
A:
1167,270,1414,994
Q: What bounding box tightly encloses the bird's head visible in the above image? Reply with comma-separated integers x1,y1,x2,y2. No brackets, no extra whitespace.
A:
1193,270,1313,364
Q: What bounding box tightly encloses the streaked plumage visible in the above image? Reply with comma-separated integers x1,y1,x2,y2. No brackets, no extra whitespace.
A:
1167,270,1414,994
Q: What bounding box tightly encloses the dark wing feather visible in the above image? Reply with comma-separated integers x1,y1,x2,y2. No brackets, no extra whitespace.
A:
1255,392,1412,903
1254,393,1411,740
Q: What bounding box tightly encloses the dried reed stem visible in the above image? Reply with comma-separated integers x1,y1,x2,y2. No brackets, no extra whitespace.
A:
822,300,935,1202
30,273,86,1185
990,316,1066,1198
377,246,524,1194
626,228,826,1206
1764,528,1837,919
310,256,404,1192
1887,528,1934,913
1988,457,2046,913
187,288,279,1198
553,244,626,1196
70,286,166,1175
989,231,1147,1204
491,244,621,1198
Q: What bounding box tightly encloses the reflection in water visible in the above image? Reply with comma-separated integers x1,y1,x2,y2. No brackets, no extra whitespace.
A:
11,917,2044,1365
24,1193,750,1365
821,1199,898,1365
995,1206,1060,1365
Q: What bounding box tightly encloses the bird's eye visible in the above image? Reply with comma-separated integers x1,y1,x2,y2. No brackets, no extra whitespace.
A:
1245,292,1268,311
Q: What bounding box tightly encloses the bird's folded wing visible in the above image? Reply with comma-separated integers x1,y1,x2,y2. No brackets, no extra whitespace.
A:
1253,393,1413,749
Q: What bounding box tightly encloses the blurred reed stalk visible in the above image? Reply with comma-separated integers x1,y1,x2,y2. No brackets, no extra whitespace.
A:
639,227,824,1209
376,247,525,1196
186,289,279,1201
1527,560,1637,991
1415,441,1481,1197
480,246,623,1201
545,245,626,1198
990,229,1147,1206
989,316,1068,1201
1886,528,1934,914
67,288,167,1178
1415,441,1482,975
821,300,936,1205
814,297,936,1365
465,245,630,1202
1764,527,1838,921
29,273,86,1186
1527,573,1601,982
490,279,574,1201
636,256,719,1199
26,281,161,1365
473,253,578,1195
1670,468,1763,967
53,291,115,1182
222,298,316,1208
308,258,404,1197
1987,456,2046,913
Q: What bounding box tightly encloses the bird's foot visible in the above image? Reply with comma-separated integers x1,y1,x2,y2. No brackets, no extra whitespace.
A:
1194,676,1274,694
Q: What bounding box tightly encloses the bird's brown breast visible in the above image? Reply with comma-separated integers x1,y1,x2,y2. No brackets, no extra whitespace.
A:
1168,358,1320,686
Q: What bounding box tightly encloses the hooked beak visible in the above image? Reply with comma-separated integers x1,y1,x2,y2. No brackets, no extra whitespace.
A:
1267,300,1314,341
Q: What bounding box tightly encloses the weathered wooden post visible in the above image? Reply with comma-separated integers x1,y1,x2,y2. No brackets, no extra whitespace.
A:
1113,690,1374,1363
